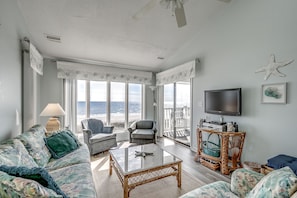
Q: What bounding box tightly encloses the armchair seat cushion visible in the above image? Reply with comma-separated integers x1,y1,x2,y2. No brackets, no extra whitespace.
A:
131,129,155,140
180,181,237,198
90,133,116,144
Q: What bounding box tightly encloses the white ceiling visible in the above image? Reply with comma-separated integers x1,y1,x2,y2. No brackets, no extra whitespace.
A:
17,0,231,72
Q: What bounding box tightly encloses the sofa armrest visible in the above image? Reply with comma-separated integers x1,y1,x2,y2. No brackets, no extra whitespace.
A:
102,126,114,133
231,168,264,197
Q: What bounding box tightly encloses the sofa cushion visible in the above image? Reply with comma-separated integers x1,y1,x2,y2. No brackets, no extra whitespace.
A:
131,129,155,139
44,131,80,159
0,170,62,197
180,181,238,198
16,125,51,167
49,163,97,198
231,168,264,197
0,165,67,198
0,139,37,168
46,144,90,171
247,166,297,198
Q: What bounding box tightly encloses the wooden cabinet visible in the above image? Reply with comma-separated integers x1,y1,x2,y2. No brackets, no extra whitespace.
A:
195,128,246,175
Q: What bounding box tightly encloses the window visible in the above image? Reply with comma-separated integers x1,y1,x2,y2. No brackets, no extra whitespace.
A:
110,82,126,131
90,81,107,123
128,83,142,126
76,80,143,132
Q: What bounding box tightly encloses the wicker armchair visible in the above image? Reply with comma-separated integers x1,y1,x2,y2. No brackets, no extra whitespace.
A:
81,118,117,155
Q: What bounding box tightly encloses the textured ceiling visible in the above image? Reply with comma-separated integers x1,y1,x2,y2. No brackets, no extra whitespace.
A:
17,0,231,72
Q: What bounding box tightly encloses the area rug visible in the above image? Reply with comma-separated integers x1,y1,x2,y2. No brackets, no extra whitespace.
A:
91,152,204,198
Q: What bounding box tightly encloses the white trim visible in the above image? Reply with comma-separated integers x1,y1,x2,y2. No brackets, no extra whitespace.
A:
156,59,197,86
125,83,129,129
106,81,111,125
57,61,153,85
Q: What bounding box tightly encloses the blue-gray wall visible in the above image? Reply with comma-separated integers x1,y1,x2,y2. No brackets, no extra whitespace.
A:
39,59,63,127
163,0,297,163
0,0,29,140
1,0,296,164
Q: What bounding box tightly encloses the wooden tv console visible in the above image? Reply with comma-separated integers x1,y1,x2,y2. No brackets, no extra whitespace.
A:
195,128,246,175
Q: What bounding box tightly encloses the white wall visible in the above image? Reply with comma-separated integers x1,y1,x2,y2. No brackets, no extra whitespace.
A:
164,0,297,163
0,0,29,140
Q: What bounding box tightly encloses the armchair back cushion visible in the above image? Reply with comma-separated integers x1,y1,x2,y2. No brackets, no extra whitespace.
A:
81,119,103,135
231,168,264,197
247,166,297,198
136,121,154,129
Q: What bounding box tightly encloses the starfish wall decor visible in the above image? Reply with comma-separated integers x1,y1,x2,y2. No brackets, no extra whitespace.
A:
255,54,294,80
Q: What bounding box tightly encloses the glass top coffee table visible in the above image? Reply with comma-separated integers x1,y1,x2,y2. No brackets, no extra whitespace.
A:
109,144,182,198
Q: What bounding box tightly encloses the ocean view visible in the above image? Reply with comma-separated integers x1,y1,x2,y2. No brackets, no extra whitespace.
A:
77,101,141,115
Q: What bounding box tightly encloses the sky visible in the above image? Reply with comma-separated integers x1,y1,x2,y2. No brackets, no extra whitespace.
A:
77,80,141,102
78,80,190,106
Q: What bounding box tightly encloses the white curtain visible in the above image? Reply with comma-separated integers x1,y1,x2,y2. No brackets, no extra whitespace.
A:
57,61,153,85
64,79,77,133
156,59,197,86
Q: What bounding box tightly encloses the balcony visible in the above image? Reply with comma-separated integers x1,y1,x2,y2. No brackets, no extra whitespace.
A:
163,107,191,146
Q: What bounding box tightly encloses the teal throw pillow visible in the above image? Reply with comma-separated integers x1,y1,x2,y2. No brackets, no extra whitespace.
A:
0,165,68,198
44,130,80,159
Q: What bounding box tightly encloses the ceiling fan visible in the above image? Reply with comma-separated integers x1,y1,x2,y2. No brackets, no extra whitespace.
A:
133,0,231,28
160,0,188,28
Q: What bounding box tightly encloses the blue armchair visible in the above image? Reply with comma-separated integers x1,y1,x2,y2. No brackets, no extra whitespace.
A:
81,118,117,155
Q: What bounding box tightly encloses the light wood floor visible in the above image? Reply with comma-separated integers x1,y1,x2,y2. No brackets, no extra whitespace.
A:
155,137,231,184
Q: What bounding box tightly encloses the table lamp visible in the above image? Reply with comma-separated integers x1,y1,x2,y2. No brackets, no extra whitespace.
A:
40,103,65,132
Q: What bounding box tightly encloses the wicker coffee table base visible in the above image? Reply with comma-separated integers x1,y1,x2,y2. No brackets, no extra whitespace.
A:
109,155,182,198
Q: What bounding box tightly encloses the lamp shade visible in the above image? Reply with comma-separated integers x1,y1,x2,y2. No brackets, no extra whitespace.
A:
40,103,65,117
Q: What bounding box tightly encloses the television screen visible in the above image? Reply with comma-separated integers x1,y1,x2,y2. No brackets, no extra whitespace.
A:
204,88,241,116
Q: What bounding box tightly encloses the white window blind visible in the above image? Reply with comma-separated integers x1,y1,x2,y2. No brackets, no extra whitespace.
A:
57,61,153,85
156,59,197,86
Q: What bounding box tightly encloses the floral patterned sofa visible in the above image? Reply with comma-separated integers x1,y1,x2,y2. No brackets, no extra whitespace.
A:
180,167,297,198
0,124,96,197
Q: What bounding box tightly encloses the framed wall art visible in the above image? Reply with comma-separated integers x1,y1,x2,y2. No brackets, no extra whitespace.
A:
261,82,287,104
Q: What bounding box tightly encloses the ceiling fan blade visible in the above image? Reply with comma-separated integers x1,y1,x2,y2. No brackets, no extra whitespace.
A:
175,3,187,28
132,0,158,20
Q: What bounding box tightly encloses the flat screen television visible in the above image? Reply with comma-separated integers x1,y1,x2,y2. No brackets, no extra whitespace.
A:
204,88,241,116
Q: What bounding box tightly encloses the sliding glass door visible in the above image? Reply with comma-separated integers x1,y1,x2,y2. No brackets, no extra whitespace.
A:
163,81,191,145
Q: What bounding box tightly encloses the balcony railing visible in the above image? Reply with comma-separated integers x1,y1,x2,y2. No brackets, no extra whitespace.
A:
163,107,191,144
